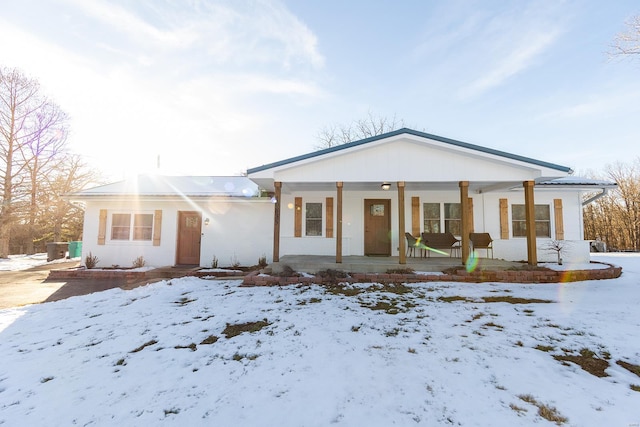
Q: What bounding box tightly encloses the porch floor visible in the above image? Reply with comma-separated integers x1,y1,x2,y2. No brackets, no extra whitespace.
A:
271,255,520,274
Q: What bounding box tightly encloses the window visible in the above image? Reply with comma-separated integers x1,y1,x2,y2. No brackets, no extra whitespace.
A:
305,203,322,236
422,203,461,235
444,203,461,235
133,214,153,240
111,214,131,240
512,204,550,237
423,203,440,233
111,213,154,241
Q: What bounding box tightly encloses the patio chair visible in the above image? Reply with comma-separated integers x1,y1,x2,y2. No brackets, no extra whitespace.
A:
469,233,494,258
420,232,461,257
405,232,422,257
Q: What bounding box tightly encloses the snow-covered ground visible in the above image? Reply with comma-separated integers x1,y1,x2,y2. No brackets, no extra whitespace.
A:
0,254,639,426
0,253,52,271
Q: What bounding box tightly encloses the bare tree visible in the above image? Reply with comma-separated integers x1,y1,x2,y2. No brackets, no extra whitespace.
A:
610,15,640,58
0,67,70,257
49,154,99,242
544,240,568,264
315,111,405,149
22,102,69,253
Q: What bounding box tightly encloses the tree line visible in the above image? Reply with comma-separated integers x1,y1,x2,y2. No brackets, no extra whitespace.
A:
583,160,640,252
0,67,99,257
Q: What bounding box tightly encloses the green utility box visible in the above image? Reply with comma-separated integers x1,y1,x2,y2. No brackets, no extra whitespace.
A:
68,241,82,258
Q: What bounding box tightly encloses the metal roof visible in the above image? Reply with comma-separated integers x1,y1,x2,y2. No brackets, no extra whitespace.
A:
536,176,617,187
69,175,260,198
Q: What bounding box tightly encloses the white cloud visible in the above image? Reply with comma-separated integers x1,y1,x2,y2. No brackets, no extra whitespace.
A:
189,0,324,70
60,0,198,48
459,29,562,99
412,1,567,100
0,0,327,178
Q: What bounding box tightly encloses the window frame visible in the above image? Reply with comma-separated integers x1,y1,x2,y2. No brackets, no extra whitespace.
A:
132,213,154,241
423,202,441,233
305,202,323,237
111,213,132,240
511,204,551,238
110,212,155,242
444,203,461,235
422,202,462,236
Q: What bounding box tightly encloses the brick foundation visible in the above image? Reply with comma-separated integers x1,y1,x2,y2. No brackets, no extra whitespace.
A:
47,268,245,283
47,263,622,287
241,263,622,287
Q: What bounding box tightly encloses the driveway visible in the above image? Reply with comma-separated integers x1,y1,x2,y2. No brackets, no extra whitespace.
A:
0,261,131,309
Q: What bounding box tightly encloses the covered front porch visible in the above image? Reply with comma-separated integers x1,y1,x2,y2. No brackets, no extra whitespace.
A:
271,254,519,274
266,179,550,267
247,128,616,268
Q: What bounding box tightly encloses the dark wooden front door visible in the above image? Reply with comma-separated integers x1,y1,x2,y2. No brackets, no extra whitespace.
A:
177,211,201,265
364,199,391,256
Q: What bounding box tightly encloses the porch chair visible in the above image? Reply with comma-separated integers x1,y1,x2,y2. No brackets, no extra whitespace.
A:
405,232,423,257
420,232,461,257
469,233,494,258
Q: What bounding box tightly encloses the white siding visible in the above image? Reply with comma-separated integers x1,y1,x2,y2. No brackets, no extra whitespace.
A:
271,139,559,183
200,201,273,268
81,199,273,268
278,188,588,263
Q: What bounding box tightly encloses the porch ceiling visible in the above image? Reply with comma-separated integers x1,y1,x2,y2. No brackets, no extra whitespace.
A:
252,176,616,194
273,181,521,194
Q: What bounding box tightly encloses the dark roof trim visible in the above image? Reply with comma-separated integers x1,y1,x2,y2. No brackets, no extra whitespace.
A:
246,128,572,174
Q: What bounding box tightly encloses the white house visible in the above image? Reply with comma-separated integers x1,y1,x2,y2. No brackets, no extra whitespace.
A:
69,175,274,268
69,129,616,268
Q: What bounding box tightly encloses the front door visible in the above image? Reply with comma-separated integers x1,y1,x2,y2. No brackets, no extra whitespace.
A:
177,211,202,265
364,199,391,256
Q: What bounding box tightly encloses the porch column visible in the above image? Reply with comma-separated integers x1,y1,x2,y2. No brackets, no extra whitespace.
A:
272,181,282,263
524,180,537,266
459,181,470,265
336,181,343,263
397,181,406,264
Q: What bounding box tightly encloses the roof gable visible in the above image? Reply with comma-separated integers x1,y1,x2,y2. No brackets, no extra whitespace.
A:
247,128,572,175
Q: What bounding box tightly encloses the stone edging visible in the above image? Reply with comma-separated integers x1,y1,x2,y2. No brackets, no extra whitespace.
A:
47,269,148,282
47,263,622,286
241,263,622,287
47,268,245,283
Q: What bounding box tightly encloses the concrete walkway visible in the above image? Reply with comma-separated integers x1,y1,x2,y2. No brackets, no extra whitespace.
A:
0,263,239,309
0,261,135,309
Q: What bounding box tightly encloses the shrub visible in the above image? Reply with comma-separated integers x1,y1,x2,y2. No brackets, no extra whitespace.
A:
275,265,300,278
258,254,268,268
85,252,99,269
132,256,146,268
230,254,240,268
316,269,349,284
211,255,218,268
386,268,415,274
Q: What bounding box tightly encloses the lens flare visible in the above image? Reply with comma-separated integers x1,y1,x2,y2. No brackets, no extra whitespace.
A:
466,250,479,272
415,238,449,256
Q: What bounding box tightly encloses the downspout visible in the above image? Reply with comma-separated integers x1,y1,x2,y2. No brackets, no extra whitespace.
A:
582,188,609,206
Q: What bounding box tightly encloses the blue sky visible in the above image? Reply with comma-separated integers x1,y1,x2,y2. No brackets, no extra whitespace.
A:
1,0,638,179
